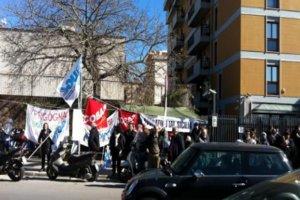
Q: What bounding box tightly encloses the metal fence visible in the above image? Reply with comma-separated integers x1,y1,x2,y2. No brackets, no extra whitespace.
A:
209,115,300,142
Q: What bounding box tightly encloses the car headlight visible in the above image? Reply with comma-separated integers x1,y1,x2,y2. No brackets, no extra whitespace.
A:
126,179,138,196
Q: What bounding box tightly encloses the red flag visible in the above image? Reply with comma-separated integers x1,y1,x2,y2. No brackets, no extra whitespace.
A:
119,109,139,132
84,97,108,129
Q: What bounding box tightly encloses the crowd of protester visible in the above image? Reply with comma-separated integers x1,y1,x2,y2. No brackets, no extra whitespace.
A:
106,122,209,178
240,125,300,168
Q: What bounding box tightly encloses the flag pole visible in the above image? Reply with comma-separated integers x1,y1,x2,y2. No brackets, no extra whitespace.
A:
163,73,168,128
78,56,83,109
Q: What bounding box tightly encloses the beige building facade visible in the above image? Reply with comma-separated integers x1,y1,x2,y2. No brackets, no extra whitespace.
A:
0,28,125,102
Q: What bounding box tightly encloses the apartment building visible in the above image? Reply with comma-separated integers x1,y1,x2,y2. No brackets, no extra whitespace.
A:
125,51,168,106
165,0,300,117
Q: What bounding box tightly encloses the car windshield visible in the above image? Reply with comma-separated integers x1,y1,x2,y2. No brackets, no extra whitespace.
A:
171,147,198,174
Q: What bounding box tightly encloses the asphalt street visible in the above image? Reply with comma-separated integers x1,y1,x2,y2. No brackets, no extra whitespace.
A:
0,175,124,200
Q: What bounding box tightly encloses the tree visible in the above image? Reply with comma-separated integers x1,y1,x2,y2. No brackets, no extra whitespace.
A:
1,0,166,97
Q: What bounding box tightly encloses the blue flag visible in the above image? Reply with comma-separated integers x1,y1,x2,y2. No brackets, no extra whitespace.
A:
57,56,82,107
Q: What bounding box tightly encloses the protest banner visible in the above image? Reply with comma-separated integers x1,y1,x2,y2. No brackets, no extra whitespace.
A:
72,109,118,147
25,104,69,148
119,110,139,132
140,114,191,133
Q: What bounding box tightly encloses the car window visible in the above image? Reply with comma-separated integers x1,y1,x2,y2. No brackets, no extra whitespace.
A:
245,153,290,175
171,147,198,174
187,151,242,175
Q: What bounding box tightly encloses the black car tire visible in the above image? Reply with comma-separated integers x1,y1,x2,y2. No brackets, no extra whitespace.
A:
47,166,58,180
8,165,24,181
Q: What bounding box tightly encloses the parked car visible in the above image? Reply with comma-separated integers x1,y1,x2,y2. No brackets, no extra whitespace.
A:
224,169,300,200
122,142,292,200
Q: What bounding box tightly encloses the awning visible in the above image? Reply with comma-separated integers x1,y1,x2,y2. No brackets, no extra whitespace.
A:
122,105,200,119
252,103,300,114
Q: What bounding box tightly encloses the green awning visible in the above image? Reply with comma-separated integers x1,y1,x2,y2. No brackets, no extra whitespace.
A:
122,105,199,118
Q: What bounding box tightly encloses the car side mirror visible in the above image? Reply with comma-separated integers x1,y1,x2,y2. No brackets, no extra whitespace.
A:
194,170,205,179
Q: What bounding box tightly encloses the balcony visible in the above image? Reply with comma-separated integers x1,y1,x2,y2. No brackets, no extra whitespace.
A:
172,10,184,30
187,26,210,55
186,57,211,83
187,0,211,27
164,0,173,11
170,59,184,71
171,35,184,51
166,0,180,24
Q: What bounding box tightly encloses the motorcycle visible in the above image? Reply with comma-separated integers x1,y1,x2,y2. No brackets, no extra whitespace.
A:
0,147,26,181
46,141,100,182
120,151,137,182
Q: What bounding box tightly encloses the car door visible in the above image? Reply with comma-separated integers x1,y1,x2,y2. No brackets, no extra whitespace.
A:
242,152,292,188
178,150,244,200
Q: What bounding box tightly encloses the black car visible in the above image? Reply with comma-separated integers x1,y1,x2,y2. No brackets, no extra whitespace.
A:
224,169,300,200
122,143,292,200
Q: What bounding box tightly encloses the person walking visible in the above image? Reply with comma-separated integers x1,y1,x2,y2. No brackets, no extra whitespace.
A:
38,123,52,171
169,127,185,162
109,125,126,178
146,127,160,169
88,126,101,152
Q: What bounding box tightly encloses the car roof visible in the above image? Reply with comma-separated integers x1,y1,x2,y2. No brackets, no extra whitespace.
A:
191,142,282,153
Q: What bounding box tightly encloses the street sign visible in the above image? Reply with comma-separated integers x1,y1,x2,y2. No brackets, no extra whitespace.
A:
212,115,218,128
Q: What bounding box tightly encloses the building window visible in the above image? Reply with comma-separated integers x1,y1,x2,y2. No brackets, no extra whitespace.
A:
266,18,279,52
214,42,218,66
267,0,279,9
214,7,218,31
218,74,222,99
266,62,279,95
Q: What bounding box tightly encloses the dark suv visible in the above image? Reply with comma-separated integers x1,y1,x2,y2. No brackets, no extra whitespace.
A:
122,143,292,200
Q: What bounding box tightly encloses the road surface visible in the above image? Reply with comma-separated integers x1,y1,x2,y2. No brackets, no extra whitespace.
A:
0,175,124,200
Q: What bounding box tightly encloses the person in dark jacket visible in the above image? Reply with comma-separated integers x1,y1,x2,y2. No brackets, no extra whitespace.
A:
38,123,52,171
0,123,6,152
292,125,300,168
146,127,160,169
190,123,200,143
88,126,100,152
123,123,135,159
109,125,126,178
281,130,296,164
133,124,148,172
199,127,209,143
169,127,185,162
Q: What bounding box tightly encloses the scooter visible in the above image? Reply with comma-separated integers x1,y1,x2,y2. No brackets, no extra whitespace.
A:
0,147,26,181
46,141,100,182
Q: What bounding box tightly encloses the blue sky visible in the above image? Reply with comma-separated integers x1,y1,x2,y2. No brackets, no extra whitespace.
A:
135,0,165,21
0,0,165,22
